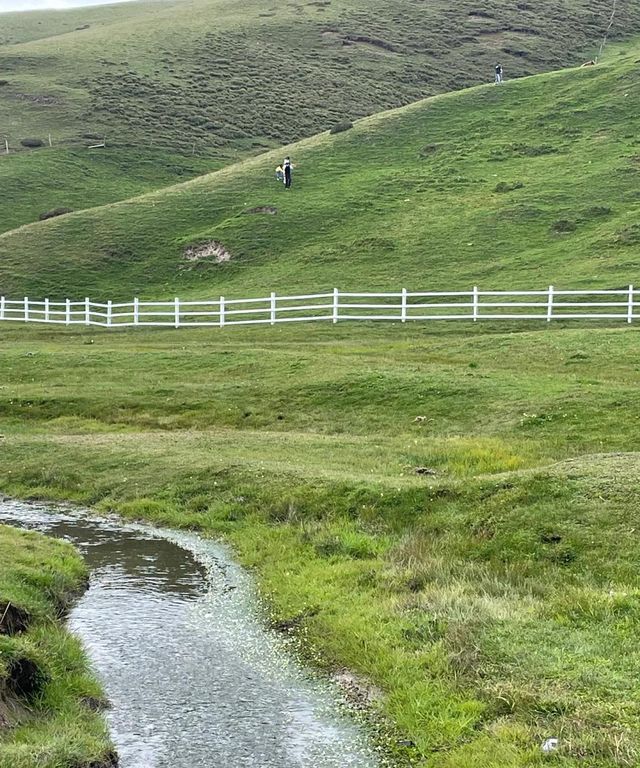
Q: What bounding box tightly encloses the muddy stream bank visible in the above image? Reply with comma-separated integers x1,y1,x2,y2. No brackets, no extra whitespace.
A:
0,499,379,768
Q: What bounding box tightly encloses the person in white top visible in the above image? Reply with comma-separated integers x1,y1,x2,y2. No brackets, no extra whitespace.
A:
283,157,293,188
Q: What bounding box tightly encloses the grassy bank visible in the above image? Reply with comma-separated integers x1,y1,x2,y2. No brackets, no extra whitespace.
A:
0,523,115,768
1,0,639,231
1,322,639,766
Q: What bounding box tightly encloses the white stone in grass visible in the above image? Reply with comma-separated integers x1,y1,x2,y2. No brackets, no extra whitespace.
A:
541,738,559,753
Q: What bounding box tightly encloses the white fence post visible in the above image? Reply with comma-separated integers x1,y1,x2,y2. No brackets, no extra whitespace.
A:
24,297,29,323
219,296,225,328
174,297,180,329
401,288,407,322
65,298,71,326
473,286,479,321
270,291,276,326
107,300,112,327
133,297,139,326
332,288,339,324
44,298,50,323
85,297,90,326
547,285,554,322
0,296,4,321
628,284,634,324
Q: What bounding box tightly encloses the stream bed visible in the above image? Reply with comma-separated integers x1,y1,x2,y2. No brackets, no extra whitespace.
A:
0,499,379,768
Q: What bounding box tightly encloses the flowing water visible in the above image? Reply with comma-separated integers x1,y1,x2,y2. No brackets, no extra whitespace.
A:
0,499,379,768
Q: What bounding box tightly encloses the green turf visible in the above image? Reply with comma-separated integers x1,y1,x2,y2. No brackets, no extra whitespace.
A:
0,524,114,768
1,0,639,231
1,322,640,766
2,26,640,768
1,42,640,300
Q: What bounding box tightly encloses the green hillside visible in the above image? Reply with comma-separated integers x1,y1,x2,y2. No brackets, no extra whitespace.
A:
1,43,640,299
1,0,638,232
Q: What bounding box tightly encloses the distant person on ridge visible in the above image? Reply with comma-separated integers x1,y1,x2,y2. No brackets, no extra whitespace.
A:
495,63,503,84
283,156,293,188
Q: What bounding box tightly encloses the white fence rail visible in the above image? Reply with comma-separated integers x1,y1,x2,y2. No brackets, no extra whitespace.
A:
0,286,638,328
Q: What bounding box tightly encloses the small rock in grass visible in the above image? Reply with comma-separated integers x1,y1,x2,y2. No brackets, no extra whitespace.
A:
414,466,437,476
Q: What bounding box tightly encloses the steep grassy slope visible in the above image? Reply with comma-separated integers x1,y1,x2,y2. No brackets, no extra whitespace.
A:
1,322,640,767
1,0,638,231
0,524,115,768
1,44,639,299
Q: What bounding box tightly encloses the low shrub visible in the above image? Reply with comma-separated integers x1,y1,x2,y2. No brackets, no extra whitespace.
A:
39,208,73,221
516,143,558,156
20,138,44,148
330,120,354,135
581,205,611,220
420,143,438,157
494,181,524,193
551,219,577,233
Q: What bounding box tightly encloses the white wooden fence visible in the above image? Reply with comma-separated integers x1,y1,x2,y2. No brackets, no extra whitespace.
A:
0,286,637,328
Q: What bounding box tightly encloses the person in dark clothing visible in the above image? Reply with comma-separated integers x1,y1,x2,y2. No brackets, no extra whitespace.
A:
283,156,292,188
495,64,503,84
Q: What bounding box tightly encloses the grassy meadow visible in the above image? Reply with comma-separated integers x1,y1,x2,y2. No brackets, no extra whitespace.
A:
1,321,640,766
1,42,640,299
0,524,114,768
1,0,639,231
1,16,640,768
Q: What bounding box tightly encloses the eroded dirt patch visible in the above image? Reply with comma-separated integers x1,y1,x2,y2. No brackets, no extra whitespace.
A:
332,670,382,711
7,657,46,700
183,241,231,264
0,602,30,635
468,11,495,22
244,206,278,215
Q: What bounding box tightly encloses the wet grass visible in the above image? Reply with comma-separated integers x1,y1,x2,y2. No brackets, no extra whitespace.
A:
1,322,640,766
1,0,640,230
0,525,114,768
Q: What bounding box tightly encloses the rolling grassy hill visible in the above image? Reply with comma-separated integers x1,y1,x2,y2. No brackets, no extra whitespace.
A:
1,0,639,232
1,42,639,299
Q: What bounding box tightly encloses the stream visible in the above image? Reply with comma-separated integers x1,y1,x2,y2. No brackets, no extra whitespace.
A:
0,499,379,768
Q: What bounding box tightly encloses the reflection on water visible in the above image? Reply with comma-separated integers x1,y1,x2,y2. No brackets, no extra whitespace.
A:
24,516,207,597
0,500,378,768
